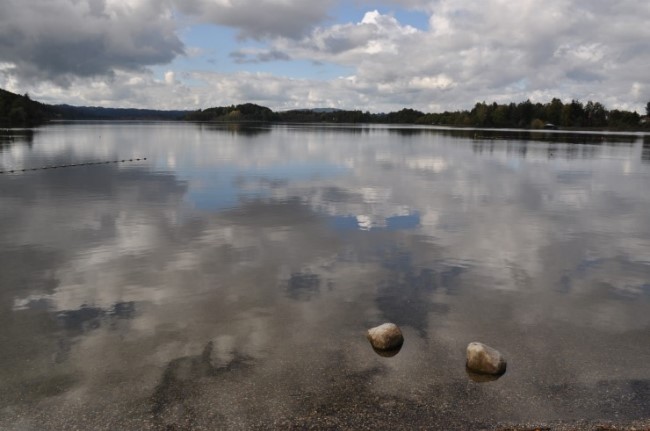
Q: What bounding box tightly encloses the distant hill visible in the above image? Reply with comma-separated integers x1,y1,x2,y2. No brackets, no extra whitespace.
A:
0,88,190,126
184,103,277,122
53,104,190,121
310,108,344,113
0,88,53,127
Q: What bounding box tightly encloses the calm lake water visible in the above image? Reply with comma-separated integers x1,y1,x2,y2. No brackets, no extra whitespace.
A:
1,123,650,429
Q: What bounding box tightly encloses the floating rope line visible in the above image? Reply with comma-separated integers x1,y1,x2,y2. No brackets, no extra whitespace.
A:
0,158,147,174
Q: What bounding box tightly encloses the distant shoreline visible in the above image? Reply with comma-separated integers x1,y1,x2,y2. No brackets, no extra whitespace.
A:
2,87,649,132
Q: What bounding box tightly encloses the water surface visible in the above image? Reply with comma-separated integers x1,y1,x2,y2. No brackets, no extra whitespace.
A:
1,123,650,429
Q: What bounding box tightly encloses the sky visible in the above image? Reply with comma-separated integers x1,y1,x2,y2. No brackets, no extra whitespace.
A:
0,0,649,113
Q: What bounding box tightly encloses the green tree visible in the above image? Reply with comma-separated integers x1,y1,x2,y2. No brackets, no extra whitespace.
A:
471,102,489,126
518,100,535,127
490,104,508,127
545,98,563,125
608,110,640,129
584,101,607,127
8,106,27,125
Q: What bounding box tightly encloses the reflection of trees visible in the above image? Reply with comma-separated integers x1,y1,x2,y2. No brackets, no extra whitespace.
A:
381,127,638,150
505,141,529,158
277,124,366,135
387,127,430,137
472,141,495,155
643,136,650,164
198,123,272,137
0,129,35,150
470,137,628,161
564,144,579,159
471,129,636,145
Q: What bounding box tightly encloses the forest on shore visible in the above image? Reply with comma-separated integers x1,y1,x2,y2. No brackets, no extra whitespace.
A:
0,88,51,127
185,99,650,130
0,88,188,127
2,87,649,131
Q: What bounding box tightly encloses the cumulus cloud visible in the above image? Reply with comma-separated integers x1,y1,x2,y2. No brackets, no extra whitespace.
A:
1,0,648,111
262,1,650,110
175,0,337,39
0,0,184,86
274,10,420,60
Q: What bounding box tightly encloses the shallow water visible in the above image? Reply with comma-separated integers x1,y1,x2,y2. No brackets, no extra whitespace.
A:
1,123,650,429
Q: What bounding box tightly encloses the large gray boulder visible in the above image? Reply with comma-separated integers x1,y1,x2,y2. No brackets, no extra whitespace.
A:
366,323,404,351
466,342,507,375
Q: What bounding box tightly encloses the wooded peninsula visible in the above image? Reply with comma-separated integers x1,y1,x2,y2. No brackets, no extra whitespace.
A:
2,87,649,131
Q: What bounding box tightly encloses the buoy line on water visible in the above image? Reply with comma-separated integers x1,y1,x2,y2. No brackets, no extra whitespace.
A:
0,158,147,174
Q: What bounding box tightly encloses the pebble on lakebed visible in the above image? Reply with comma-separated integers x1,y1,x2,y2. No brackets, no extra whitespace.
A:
466,342,507,376
366,323,404,352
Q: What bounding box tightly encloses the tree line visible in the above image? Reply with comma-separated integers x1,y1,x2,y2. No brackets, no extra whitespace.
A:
185,103,275,122
186,99,650,130
53,104,188,121
0,88,188,126
2,86,649,130
420,99,649,129
0,88,52,127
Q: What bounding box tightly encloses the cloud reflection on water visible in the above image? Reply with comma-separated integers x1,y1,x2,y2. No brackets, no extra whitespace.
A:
1,124,650,428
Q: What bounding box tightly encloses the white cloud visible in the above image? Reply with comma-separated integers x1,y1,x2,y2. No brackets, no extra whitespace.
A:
408,75,455,90
277,10,421,61
0,0,183,85
164,71,176,85
1,1,649,112
174,0,337,39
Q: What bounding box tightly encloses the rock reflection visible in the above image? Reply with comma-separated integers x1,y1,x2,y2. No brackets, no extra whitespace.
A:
371,345,403,358
465,367,503,383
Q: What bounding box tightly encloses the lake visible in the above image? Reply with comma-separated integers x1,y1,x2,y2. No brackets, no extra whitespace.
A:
1,122,650,429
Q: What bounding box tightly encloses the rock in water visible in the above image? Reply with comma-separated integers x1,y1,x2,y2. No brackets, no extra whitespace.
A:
367,323,404,351
466,342,507,375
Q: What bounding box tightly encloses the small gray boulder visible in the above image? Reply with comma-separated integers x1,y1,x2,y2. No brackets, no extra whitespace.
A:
367,323,404,351
466,342,507,375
